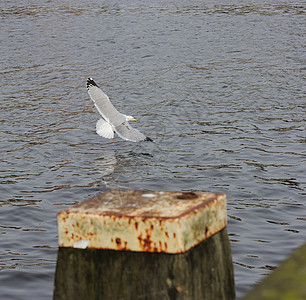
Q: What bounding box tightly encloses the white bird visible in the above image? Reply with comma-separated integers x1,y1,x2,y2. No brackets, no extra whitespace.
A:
86,78,153,142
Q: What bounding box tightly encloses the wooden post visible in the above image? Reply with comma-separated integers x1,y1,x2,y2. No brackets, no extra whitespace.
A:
53,190,235,300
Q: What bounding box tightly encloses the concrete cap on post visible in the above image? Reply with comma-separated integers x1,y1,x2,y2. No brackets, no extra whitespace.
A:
57,189,227,254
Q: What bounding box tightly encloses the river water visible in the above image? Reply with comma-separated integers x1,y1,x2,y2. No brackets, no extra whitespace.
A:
1,0,305,298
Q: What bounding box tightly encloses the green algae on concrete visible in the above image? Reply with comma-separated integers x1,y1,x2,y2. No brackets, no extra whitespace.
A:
242,243,306,300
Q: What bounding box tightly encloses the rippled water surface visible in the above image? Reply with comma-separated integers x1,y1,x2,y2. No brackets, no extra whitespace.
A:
1,0,305,298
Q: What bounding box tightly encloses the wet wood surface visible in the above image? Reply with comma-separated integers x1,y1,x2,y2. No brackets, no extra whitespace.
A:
54,227,235,300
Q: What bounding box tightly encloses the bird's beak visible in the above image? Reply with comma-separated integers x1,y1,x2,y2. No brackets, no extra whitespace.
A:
133,118,137,122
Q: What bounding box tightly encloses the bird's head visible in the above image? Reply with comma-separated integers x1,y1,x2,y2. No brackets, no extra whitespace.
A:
126,115,137,122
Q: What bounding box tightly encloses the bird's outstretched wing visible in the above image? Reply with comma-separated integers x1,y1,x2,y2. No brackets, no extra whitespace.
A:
87,78,125,125
114,121,152,142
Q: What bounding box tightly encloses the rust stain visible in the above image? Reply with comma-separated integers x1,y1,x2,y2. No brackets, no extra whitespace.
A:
134,222,138,230
176,192,198,200
205,226,209,239
61,189,224,219
57,189,227,253
138,233,153,252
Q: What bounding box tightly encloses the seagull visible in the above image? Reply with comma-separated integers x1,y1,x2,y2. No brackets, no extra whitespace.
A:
86,78,153,142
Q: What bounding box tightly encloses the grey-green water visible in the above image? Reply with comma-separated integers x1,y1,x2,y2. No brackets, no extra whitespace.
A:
1,1,305,298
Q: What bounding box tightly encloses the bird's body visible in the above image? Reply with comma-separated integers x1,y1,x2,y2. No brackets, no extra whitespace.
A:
86,78,152,142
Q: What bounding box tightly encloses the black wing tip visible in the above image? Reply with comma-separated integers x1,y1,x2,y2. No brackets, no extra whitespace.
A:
144,137,154,142
87,78,98,89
